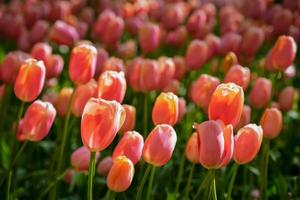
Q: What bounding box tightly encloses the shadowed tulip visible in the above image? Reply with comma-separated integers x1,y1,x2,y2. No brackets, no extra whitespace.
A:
165,26,187,48
45,54,64,79
234,124,263,164
260,108,283,139
178,97,187,123
49,20,79,46
186,9,207,37
221,51,238,73
138,22,161,54
162,4,185,30
240,27,264,57
30,20,49,44
224,65,250,91
204,34,221,59
98,71,126,103
219,32,242,56
236,105,251,131
22,100,56,141
14,59,46,102
193,120,233,169
117,40,136,59
157,57,175,90
272,9,293,35
107,156,134,192
69,43,97,85
142,124,177,167
278,86,296,112
120,105,136,133
55,87,74,117
152,92,179,126
95,47,109,77
97,156,113,176
249,78,272,108
185,132,199,163
185,40,207,70
81,98,126,152
113,131,144,164
71,146,99,172
163,79,180,95
102,57,125,72
173,56,186,80
30,42,52,64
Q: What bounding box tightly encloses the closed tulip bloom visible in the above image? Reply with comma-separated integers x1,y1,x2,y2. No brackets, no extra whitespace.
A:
240,27,264,56
185,132,199,163
120,105,136,133
49,20,79,46
14,59,46,102
71,146,99,172
165,26,187,48
16,119,25,142
97,156,113,176
163,79,180,95
178,97,187,122
102,57,125,73
204,34,221,59
249,78,272,108
234,124,263,164
185,40,208,70
30,20,49,44
208,83,244,127
22,100,56,141
45,54,64,79
81,98,126,152
113,131,144,165
55,87,74,117
260,108,283,139
107,156,134,192
95,47,109,77
278,86,296,112
162,4,185,30
157,57,175,90
190,74,220,112
152,92,179,126
194,120,233,169
142,124,177,167
138,22,161,54
221,51,238,73
236,105,251,131
187,9,207,37
224,65,251,91
219,32,242,56
117,40,137,59
30,42,52,64
173,56,186,80
71,79,98,117
69,43,97,85
98,71,126,103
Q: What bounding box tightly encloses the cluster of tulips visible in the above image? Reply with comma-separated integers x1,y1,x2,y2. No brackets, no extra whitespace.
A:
0,0,300,199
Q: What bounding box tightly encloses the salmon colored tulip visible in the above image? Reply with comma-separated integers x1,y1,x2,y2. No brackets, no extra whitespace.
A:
97,156,113,176
81,98,126,152
178,97,187,122
102,57,125,73
30,20,49,44
138,22,161,54
55,87,74,117
193,120,233,169
221,51,238,73
190,74,220,112
95,47,109,77
107,156,134,192
260,108,283,139
236,105,251,131
113,131,144,165
45,54,64,79
98,71,126,103
120,105,136,133
152,92,179,126
71,79,98,117
14,59,46,102
219,32,242,56
234,124,263,164
69,43,97,85
71,146,100,172
185,40,208,70
249,78,272,108
278,86,296,112
208,83,244,127
224,64,251,91
240,27,264,57
163,79,180,95
22,100,56,141
49,20,79,46
165,26,187,48
117,40,137,59
30,42,52,64
204,34,221,60
185,132,199,163
173,56,186,81
157,57,175,90
142,124,177,167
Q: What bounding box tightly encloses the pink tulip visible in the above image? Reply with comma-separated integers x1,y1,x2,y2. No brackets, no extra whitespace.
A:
224,65,251,91
157,57,175,90
173,56,186,81
278,86,296,112
71,146,99,172
185,132,199,163
55,87,74,117
97,156,113,176
138,22,161,54
45,54,64,79
102,57,125,73
236,105,251,131
249,78,272,108
95,47,109,77
260,108,283,139
49,20,79,46
120,105,136,133
185,40,208,70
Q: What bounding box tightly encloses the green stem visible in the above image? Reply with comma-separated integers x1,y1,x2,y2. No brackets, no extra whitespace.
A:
226,164,239,200
143,93,148,136
136,164,151,200
193,172,211,200
146,166,156,200
87,152,97,200
6,171,12,200
260,139,270,200
211,170,217,200
104,189,111,200
174,152,186,196
184,163,195,199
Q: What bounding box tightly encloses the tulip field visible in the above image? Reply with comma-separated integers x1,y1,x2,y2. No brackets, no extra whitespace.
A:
1,0,300,199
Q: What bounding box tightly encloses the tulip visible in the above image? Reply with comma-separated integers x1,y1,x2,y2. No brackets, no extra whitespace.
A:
185,40,208,70
102,57,125,73
49,20,79,46
138,22,161,54
162,4,185,30
14,59,46,102
240,27,264,57
113,131,144,165
224,65,251,91
71,146,99,172
64,170,76,185
260,108,283,139
173,56,186,80
142,124,177,167
22,100,56,141
219,32,242,56
186,9,207,37
163,79,180,95
157,57,175,90
71,79,98,117
120,105,136,133
95,47,109,77
234,124,263,164
185,132,199,163
165,26,187,48
249,78,272,108
98,71,126,103
81,98,126,152
193,120,233,169
278,86,296,112
178,97,187,122
69,43,97,85
55,87,74,117
236,105,251,131
45,54,64,79
107,156,134,192
204,34,221,59
272,9,293,35
97,156,113,176
190,74,220,112
152,92,179,126
221,51,238,73
117,40,137,59
30,42,52,64
30,20,49,44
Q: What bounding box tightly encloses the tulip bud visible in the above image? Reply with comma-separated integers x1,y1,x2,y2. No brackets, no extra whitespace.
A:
162,4,185,30
236,105,251,131
187,9,207,37
31,42,52,64
260,108,283,139
219,32,242,56
120,105,136,133
97,156,113,176
49,20,79,46
113,131,144,165
81,98,126,152
107,156,134,192
173,56,186,80
204,34,221,59
117,40,136,59
157,57,175,90
272,9,293,35
278,86,296,112
152,92,179,126
194,120,233,169
69,43,97,85
185,40,207,70
240,27,264,56
45,54,64,79
249,78,272,108
234,124,263,164
22,100,56,141
71,146,99,172
163,79,180,95
221,52,238,73
185,132,199,163
95,47,109,77
102,57,125,73
71,79,98,117
165,26,187,48
98,71,126,103
224,65,251,91
138,22,161,54
14,59,46,102
142,124,177,167
178,97,187,122
55,87,74,117
30,20,49,44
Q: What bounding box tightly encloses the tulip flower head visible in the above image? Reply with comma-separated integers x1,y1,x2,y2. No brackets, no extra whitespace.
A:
97,156,113,176
224,65,250,91
120,105,136,133
260,108,283,139
249,78,272,108
55,87,74,117
71,146,100,172
185,132,200,163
